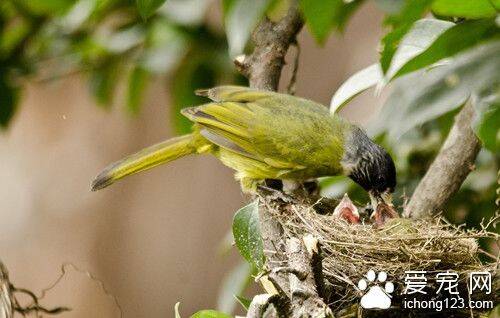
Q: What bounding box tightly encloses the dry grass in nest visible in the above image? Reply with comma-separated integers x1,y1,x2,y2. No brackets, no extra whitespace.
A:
260,194,499,312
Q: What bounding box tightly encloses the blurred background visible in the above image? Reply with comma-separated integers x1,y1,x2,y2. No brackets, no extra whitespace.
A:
0,0,497,317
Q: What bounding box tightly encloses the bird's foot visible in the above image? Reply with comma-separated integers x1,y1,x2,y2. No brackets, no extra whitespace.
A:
333,194,360,224
257,184,283,194
257,181,294,203
371,202,399,227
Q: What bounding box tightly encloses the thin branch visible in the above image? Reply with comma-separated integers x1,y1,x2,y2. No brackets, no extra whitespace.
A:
235,3,335,317
234,0,304,305
286,41,300,95
235,1,303,92
12,287,70,315
404,101,481,218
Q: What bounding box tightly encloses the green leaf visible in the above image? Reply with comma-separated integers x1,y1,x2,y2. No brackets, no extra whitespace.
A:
89,61,120,108
332,0,364,32
473,96,500,152
386,18,454,80
371,41,500,139
300,0,363,44
379,0,433,73
300,0,337,44
136,0,167,19
225,0,272,56
391,18,500,80
431,0,499,19
0,69,19,128
235,295,252,311
329,63,382,113
222,0,236,16
16,0,76,16
232,201,264,270
216,261,253,314
331,19,454,112
101,26,144,54
126,66,149,115
318,176,352,198
373,0,405,13
190,310,232,318
267,0,292,22
0,19,30,56
160,0,213,26
140,20,187,74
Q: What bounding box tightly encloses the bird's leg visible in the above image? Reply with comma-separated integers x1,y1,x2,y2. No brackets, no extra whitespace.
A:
333,194,360,224
257,179,285,195
256,179,285,197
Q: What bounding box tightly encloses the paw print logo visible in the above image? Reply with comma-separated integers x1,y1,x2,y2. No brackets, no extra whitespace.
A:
357,270,394,309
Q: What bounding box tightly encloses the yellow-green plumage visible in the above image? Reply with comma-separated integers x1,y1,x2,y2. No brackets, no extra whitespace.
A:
91,86,354,192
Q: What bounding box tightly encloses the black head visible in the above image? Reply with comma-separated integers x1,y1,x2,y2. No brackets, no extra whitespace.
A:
342,128,397,195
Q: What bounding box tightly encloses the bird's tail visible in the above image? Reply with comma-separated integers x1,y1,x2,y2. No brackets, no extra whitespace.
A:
91,134,200,191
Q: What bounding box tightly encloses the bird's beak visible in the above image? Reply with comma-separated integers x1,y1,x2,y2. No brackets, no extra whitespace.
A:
333,194,360,224
381,191,393,207
369,190,393,210
368,191,379,211
369,190,398,226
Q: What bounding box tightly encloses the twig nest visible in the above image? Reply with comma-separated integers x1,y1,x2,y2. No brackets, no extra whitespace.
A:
259,193,499,313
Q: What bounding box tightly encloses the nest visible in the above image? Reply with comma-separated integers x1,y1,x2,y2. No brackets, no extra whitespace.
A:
260,193,499,315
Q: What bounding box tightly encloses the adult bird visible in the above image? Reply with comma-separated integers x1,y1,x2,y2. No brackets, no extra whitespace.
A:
91,86,397,221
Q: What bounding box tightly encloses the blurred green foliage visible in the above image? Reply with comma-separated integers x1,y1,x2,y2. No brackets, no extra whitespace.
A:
136,0,167,19
0,0,244,130
431,0,500,19
175,303,232,318
299,0,363,44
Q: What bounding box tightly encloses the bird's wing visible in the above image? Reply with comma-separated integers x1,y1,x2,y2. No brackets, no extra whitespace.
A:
182,86,349,173
195,86,278,102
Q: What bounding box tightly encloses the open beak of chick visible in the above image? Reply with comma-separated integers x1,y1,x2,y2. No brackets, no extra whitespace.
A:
370,191,398,227
333,194,360,224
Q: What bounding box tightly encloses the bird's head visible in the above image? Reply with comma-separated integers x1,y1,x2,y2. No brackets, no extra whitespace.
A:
365,148,396,210
341,127,396,210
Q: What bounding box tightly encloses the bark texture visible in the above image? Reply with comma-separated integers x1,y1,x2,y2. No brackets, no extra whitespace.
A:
236,2,334,317
404,102,481,218
235,2,303,92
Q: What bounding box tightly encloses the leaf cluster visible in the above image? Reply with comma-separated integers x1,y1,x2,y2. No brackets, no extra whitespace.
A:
0,0,244,130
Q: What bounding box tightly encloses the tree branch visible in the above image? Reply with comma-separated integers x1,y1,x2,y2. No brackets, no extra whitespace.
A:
238,0,304,299
234,1,303,92
286,236,332,318
244,2,304,301
234,2,334,316
404,101,481,219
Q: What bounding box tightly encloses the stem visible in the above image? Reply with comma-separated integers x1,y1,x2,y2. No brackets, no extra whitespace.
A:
404,101,481,218
235,1,303,91
236,2,333,317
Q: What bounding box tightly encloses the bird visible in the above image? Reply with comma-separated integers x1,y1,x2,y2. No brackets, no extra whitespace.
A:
91,86,397,220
